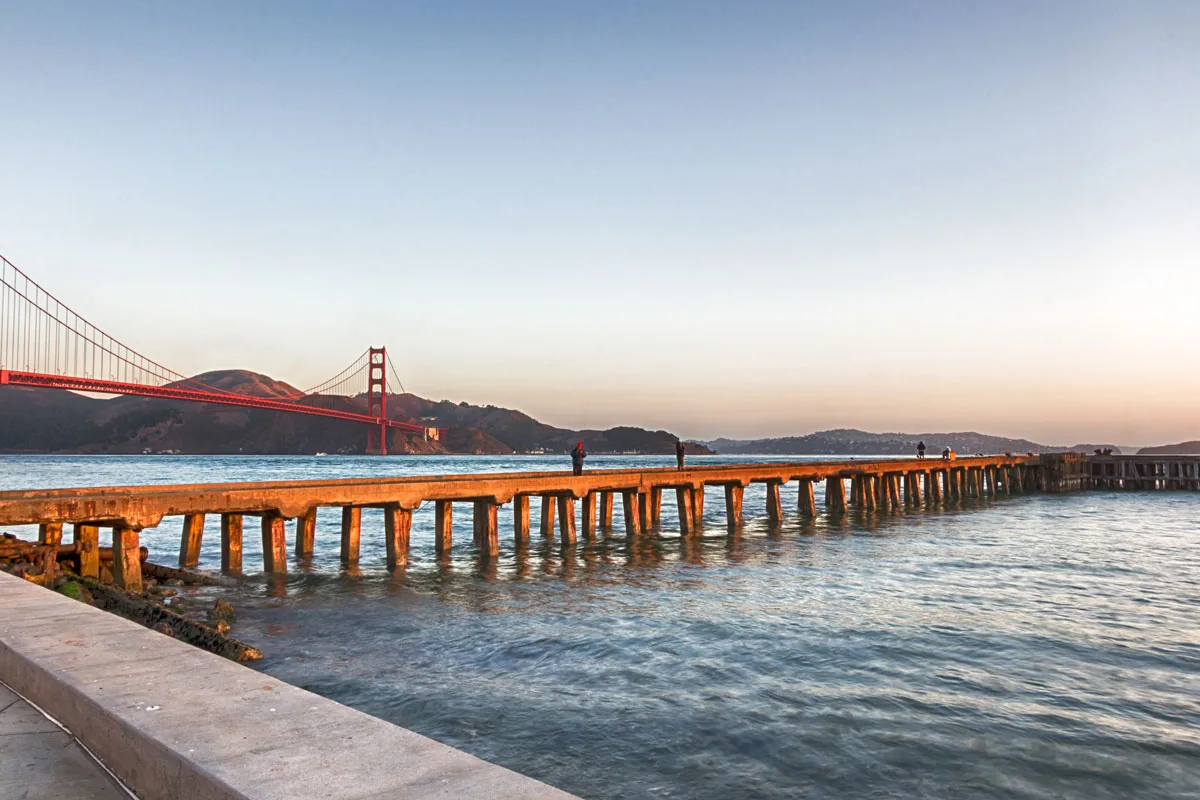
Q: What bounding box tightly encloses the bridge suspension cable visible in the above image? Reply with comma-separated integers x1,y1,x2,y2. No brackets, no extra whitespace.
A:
0,253,428,441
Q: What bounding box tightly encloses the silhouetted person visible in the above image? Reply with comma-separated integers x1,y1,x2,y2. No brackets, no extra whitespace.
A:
917,441,926,459
942,448,951,461
571,442,586,476
676,439,686,470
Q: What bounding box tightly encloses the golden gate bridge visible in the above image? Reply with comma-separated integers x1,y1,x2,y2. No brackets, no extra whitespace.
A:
0,253,432,454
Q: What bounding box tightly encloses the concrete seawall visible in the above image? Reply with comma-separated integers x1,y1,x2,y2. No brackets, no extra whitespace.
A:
0,571,577,799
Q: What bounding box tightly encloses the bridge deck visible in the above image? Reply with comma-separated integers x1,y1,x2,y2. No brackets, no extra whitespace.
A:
0,455,1029,526
1,456,1038,593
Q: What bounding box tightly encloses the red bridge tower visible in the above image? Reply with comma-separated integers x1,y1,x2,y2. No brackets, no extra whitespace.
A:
366,347,388,455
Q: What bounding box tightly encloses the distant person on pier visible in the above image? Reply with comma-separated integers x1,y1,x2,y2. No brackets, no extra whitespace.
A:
942,448,951,461
571,442,586,476
676,439,686,470
917,441,926,459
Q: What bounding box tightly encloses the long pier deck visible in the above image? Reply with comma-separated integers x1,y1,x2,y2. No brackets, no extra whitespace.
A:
1,455,1039,592
8,451,1196,594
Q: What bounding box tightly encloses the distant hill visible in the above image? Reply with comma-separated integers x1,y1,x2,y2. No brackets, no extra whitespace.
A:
0,369,710,456
1137,441,1200,455
706,429,1118,456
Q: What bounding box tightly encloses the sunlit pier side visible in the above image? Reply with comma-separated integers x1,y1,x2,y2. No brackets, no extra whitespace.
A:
4,453,1194,592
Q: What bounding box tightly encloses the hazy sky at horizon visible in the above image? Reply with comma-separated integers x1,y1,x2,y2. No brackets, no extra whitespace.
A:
1,1,1198,445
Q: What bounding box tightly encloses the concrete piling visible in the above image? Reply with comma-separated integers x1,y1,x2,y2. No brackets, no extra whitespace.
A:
179,513,205,568
112,525,142,592
385,505,412,568
435,501,453,554
261,515,287,573
723,484,744,530
295,508,316,559
220,513,243,572
513,495,530,543
74,523,100,579
556,495,577,545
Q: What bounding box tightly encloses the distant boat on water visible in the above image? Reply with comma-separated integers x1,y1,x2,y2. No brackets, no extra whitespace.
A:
314,452,328,457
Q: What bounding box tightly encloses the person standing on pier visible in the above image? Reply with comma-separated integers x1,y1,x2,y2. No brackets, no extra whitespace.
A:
571,442,586,476
676,439,686,470
917,441,926,459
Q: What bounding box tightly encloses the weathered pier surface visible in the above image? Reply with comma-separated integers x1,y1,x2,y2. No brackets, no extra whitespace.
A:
0,456,1041,588
10,451,1188,590
1080,453,1200,491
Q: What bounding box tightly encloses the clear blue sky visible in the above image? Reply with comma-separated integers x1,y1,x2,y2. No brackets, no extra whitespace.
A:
2,1,1197,444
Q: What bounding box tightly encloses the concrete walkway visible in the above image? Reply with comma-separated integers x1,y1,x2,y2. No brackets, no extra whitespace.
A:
0,682,128,800
0,571,577,800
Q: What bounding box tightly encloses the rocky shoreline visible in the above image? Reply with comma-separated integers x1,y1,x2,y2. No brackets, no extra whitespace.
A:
1,532,262,662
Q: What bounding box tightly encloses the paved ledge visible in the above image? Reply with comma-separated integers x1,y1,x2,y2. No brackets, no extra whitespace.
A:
0,572,578,800
0,680,130,799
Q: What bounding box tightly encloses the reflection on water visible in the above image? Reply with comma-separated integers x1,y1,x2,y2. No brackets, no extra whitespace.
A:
4,455,1200,799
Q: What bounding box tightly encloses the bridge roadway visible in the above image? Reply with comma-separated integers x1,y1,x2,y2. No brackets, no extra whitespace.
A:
0,455,1035,592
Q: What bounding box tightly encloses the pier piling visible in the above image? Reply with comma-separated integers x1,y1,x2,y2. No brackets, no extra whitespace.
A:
513,495,530,543
340,507,361,562
179,513,205,568
556,495,577,545
723,484,744,530
385,505,412,568
112,525,142,592
435,501,453,554
74,523,99,579
261,515,287,573
220,513,243,572
295,508,316,559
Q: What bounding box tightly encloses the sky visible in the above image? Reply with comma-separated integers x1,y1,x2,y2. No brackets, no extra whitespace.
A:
1,1,1198,445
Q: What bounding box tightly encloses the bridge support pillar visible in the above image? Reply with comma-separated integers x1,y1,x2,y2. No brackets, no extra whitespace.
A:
692,485,705,524
220,514,243,572
797,479,816,516
179,513,205,568
723,484,743,530
557,496,577,545
74,523,100,579
906,472,922,506
887,474,902,510
861,475,876,511
340,507,361,562
582,492,597,539
37,523,62,583
513,495,530,543
295,508,316,559
435,501,453,554
649,487,663,528
765,480,783,523
676,487,695,534
637,491,651,532
112,525,143,592
621,490,641,536
540,496,556,538
474,500,499,556
826,476,847,514
599,491,614,528
385,505,412,569
261,514,287,573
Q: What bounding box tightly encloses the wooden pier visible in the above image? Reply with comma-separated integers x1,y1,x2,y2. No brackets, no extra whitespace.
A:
6,452,1191,593
0,455,1048,592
